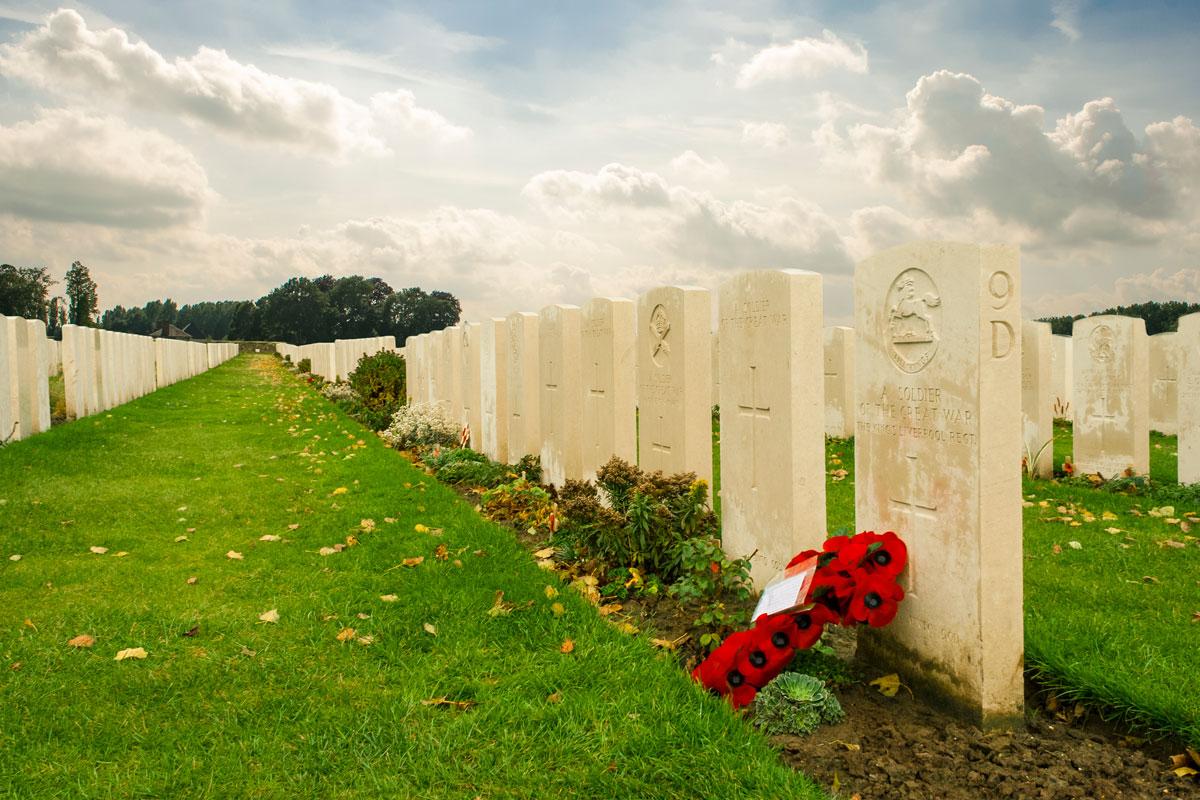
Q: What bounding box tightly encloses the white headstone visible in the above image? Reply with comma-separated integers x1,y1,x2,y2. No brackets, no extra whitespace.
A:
823,326,856,439
855,241,1024,728
1072,315,1149,477
719,270,827,585
506,312,541,460
0,318,12,441
480,318,509,464
580,297,637,482
1050,334,1072,419
539,305,583,488
1149,332,1180,435
636,286,713,487
459,322,482,449
26,319,50,433
1021,321,1053,477
6,316,33,439
1178,313,1200,484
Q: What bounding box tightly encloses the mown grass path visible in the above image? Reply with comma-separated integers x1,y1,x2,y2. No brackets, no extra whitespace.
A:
0,356,821,799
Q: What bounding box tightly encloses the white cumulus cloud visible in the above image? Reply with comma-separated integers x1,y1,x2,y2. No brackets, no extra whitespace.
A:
735,30,868,89
823,70,1200,248
0,9,470,160
0,109,210,228
523,162,852,274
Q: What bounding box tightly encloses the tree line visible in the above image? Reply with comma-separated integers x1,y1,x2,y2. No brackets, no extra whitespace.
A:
0,263,461,345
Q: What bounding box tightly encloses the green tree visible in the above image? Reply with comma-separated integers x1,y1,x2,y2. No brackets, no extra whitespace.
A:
47,296,66,338
260,278,332,344
384,288,461,343
65,261,99,326
1038,299,1200,336
228,300,262,340
0,264,53,320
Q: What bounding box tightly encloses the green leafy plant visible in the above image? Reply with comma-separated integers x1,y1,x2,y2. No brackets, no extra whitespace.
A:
426,448,510,488
670,536,754,650
349,350,407,415
752,674,845,736
296,357,311,374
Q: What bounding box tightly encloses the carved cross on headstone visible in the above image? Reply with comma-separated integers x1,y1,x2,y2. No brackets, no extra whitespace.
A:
888,452,937,596
650,412,672,455
1089,390,1117,458
588,360,606,460
544,350,558,437
737,364,771,489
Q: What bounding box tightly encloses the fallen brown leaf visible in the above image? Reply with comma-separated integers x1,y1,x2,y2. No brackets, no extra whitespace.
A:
335,627,357,642
114,647,147,661
560,638,575,654
67,634,95,649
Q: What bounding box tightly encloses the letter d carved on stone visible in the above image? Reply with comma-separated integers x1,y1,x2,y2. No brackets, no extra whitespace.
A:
991,320,1015,359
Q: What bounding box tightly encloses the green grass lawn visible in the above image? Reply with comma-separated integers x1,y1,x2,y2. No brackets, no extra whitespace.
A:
1,356,822,800
821,420,1200,747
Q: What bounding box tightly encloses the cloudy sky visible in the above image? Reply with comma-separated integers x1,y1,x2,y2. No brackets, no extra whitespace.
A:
0,0,1197,324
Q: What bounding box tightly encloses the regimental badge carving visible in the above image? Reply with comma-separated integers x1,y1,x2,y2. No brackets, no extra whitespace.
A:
885,268,942,374
649,304,671,367
1089,325,1115,362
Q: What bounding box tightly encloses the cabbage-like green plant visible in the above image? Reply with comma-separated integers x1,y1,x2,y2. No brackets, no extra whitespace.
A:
751,673,845,737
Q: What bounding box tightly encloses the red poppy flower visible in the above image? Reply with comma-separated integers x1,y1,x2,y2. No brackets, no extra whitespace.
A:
858,530,907,578
753,611,802,649
821,535,850,555
710,561,721,575
812,565,855,603
693,629,761,694
735,626,795,688
829,535,870,573
848,572,905,627
791,603,839,649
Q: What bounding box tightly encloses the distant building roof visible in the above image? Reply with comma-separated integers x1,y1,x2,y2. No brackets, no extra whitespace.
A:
151,322,192,340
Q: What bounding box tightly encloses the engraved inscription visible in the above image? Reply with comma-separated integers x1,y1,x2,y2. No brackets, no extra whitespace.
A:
988,271,1013,309
1089,325,1115,362
885,269,942,374
649,304,671,367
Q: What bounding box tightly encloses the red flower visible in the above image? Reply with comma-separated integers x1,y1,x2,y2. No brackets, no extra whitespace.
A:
848,572,905,627
829,535,870,573
735,622,796,688
710,561,721,575
821,535,850,555
692,630,757,696
791,603,839,649
860,531,907,578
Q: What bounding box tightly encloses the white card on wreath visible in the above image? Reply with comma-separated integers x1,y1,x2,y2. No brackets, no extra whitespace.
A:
751,555,818,620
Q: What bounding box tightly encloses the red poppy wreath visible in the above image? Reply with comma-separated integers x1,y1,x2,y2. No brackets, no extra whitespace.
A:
692,530,909,708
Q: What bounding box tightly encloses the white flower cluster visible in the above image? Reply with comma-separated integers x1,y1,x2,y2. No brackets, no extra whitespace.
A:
380,402,459,450
320,382,358,402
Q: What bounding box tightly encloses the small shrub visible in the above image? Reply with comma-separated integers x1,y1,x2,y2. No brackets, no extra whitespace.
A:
424,447,511,488
752,674,845,737
349,350,406,414
380,402,458,450
296,357,311,374
555,457,720,584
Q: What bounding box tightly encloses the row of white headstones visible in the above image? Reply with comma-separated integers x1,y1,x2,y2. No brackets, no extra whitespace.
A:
402,241,1200,728
274,337,398,383
403,242,1024,726
1022,317,1200,481
0,316,238,443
